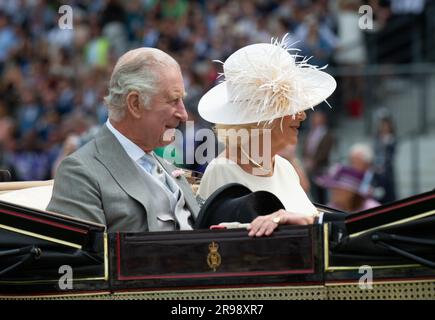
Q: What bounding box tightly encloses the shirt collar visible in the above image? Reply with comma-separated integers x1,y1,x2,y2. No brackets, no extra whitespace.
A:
105,119,148,162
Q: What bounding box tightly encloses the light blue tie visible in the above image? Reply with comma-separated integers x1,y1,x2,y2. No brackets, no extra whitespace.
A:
139,154,192,230
138,153,158,174
139,153,169,189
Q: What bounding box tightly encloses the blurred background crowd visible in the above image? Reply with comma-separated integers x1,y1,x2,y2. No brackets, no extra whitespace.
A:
0,0,434,210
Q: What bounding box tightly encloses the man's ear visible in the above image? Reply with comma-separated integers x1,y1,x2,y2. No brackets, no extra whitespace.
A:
126,91,142,119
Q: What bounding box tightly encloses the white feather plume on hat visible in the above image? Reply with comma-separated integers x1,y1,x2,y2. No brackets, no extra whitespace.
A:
198,34,337,125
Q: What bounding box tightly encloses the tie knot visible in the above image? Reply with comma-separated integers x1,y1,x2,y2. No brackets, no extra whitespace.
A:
139,153,157,174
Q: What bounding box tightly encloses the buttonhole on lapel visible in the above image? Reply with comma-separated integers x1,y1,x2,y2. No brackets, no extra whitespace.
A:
171,169,185,179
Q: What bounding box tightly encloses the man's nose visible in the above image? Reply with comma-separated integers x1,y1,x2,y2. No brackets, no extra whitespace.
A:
175,100,188,122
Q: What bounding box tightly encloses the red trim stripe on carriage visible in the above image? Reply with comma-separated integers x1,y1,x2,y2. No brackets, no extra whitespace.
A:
113,281,323,293
0,208,88,234
326,275,435,285
117,268,315,281
346,193,435,224
116,233,315,281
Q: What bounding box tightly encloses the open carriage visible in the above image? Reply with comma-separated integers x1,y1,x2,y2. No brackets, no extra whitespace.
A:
0,180,434,300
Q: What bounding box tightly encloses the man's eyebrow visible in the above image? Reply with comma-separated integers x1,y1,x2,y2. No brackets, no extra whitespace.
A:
166,91,187,99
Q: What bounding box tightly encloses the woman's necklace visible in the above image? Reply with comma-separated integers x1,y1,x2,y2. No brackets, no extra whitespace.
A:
239,146,273,174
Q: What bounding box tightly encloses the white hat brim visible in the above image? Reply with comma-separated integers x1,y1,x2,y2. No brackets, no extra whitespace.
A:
198,68,337,125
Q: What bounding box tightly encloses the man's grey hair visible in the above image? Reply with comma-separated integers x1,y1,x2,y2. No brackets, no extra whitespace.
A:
349,143,374,164
104,48,179,121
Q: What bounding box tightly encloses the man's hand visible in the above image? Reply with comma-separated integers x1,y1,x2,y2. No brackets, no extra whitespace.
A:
247,209,314,237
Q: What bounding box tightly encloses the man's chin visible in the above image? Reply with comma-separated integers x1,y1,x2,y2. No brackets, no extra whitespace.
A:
161,128,177,144
159,136,176,148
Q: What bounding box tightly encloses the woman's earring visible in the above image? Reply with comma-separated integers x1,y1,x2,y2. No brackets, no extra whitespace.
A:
297,112,306,121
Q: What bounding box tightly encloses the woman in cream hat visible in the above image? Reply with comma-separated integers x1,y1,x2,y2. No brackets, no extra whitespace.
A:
197,35,336,231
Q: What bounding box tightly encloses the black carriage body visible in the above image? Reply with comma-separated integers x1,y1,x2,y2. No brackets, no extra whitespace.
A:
324,189,435,283
0,190,435,298
0,198,323,296
0,200,108,296
109,225,323,291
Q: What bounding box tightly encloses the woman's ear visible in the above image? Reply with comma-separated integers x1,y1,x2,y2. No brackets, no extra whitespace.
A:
126,91,142,119
297,111,307,121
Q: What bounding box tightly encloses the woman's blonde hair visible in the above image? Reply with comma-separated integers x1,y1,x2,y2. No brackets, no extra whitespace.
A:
214,115,295,147
214,121,275,147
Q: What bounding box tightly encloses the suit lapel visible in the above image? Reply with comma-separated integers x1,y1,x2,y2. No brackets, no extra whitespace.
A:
94,126,163,230
94,125,199,228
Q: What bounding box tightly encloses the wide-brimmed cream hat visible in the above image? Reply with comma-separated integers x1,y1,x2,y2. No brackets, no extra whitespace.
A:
198,35,337,125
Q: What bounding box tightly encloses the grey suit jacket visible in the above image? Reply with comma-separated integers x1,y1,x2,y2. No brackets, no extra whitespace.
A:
47,126,200,232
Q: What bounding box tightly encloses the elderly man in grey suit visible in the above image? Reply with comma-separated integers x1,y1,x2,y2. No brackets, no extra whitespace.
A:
48,48,199,232
48,47,313,235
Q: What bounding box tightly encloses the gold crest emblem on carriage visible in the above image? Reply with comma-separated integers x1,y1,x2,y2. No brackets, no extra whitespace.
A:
207,241,221,272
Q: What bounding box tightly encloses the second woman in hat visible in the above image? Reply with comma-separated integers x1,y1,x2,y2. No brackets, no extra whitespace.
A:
197,35,337,221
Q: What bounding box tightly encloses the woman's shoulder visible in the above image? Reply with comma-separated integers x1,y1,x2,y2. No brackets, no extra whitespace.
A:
275,155,299,177
203,156,240,174
207,156,234,167
198,157,243,199
275,154,291,166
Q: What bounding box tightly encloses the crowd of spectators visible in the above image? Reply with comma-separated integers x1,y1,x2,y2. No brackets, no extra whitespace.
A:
0,0,432,185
